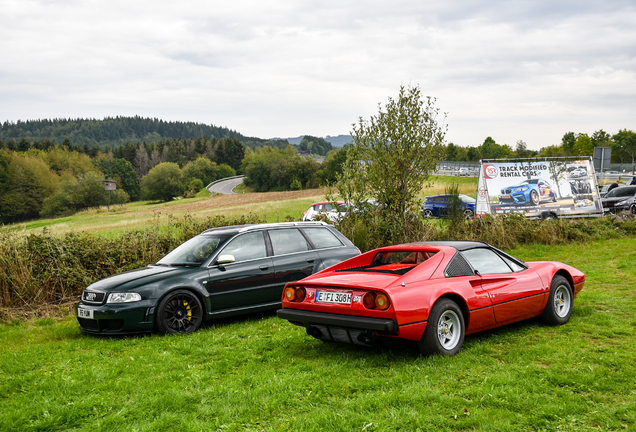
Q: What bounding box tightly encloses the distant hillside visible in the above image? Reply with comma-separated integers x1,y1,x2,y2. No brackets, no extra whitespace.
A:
0,116,277,149
273,134,352,147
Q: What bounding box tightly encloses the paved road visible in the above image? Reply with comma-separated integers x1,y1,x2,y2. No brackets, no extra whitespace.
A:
207,176,245,194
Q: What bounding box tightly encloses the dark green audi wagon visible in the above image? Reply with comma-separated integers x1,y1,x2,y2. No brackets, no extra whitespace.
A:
76,221,360,335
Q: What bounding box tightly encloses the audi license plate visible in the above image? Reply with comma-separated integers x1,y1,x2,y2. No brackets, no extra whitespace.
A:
77,308,94,319
316,291,352,305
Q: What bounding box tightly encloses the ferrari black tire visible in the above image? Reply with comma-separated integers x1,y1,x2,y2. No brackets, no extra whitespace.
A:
540,276,573,325
418,299,465,356
156,289,204,334
530,189,540,206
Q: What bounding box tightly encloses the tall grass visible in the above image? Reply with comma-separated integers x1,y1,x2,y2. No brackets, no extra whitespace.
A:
336,211,636,252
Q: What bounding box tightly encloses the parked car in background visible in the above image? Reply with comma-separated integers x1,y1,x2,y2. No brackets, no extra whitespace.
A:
499,178,556,206
278,241,585,356
601,186,636,214
76,222,360,335
303,201,347,222
421,194,475,218
598,184,611,198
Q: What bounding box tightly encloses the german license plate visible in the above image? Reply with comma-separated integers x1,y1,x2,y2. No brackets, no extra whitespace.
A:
316,291,352,304
77,308,94,319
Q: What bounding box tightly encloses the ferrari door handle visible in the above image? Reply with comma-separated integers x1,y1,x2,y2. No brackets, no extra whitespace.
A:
306,259,314,263
259,265,269,270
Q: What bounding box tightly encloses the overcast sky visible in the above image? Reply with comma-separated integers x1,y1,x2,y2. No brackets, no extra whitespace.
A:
1,1,635,150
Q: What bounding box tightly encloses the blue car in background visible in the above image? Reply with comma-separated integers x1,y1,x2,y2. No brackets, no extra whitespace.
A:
499,178,557,206
421,194,475,218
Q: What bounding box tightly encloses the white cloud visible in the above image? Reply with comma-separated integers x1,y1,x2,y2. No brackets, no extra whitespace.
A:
0,0,634,149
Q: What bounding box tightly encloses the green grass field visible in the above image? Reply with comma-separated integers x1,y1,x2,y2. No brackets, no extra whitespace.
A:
1,238,634,431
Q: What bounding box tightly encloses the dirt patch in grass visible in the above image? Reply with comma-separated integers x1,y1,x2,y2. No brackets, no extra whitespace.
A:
135,189,325,214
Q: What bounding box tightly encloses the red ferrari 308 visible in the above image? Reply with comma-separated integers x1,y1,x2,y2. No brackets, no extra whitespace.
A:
277,241,585,356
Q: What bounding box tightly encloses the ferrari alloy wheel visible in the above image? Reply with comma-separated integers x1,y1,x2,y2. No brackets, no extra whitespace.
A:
422,209,434,218
464,209,474,219
418,298,465,356
631,204,636,215
541,276,573,325
156,290,204,334
530,189,540,206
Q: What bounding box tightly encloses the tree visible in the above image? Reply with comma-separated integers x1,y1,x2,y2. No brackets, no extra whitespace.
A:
134,144,151,179
40,171,105,216
0,149,59,222
182,156,230,187
445,142,458,161
341,84,446,220
215,138,245,172
591,129,611,147
94,156,140,200
242,146,320,191
44,146,100,177
514,140,528,158
561,132,576,155
573,133,593,156
140,162,184,201
612,129,636,164
478,137,511,159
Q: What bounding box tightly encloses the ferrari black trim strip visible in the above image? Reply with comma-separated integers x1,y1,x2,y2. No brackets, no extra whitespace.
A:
277,308,399,333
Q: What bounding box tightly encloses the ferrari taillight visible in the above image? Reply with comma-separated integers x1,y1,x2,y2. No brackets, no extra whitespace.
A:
362,291,390,310
284,287,296,302
284,286,306,302
363,292,376,309
375,293,390,310
294,286,306,302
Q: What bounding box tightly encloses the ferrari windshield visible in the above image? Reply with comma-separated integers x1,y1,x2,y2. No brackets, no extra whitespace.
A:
156,234,233,266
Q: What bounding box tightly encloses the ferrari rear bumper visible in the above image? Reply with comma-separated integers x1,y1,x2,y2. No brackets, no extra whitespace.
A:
277,308,398,333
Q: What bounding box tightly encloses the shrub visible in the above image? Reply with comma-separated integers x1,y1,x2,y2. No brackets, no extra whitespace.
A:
0,213,265,309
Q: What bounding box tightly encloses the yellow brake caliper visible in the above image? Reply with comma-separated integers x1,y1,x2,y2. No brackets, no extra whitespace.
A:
183,300,192,321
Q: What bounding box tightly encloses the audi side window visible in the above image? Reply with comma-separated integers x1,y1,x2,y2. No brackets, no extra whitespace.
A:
268,229,310,255
301,228,343,249
461,248,512,275
221,232,267,262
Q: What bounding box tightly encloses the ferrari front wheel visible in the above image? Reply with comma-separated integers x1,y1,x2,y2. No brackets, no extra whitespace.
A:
541,276,573,325
155,289,204,334
418,299,465,356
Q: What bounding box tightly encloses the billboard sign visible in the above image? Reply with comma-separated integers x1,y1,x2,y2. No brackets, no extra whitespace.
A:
476,158,602,218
